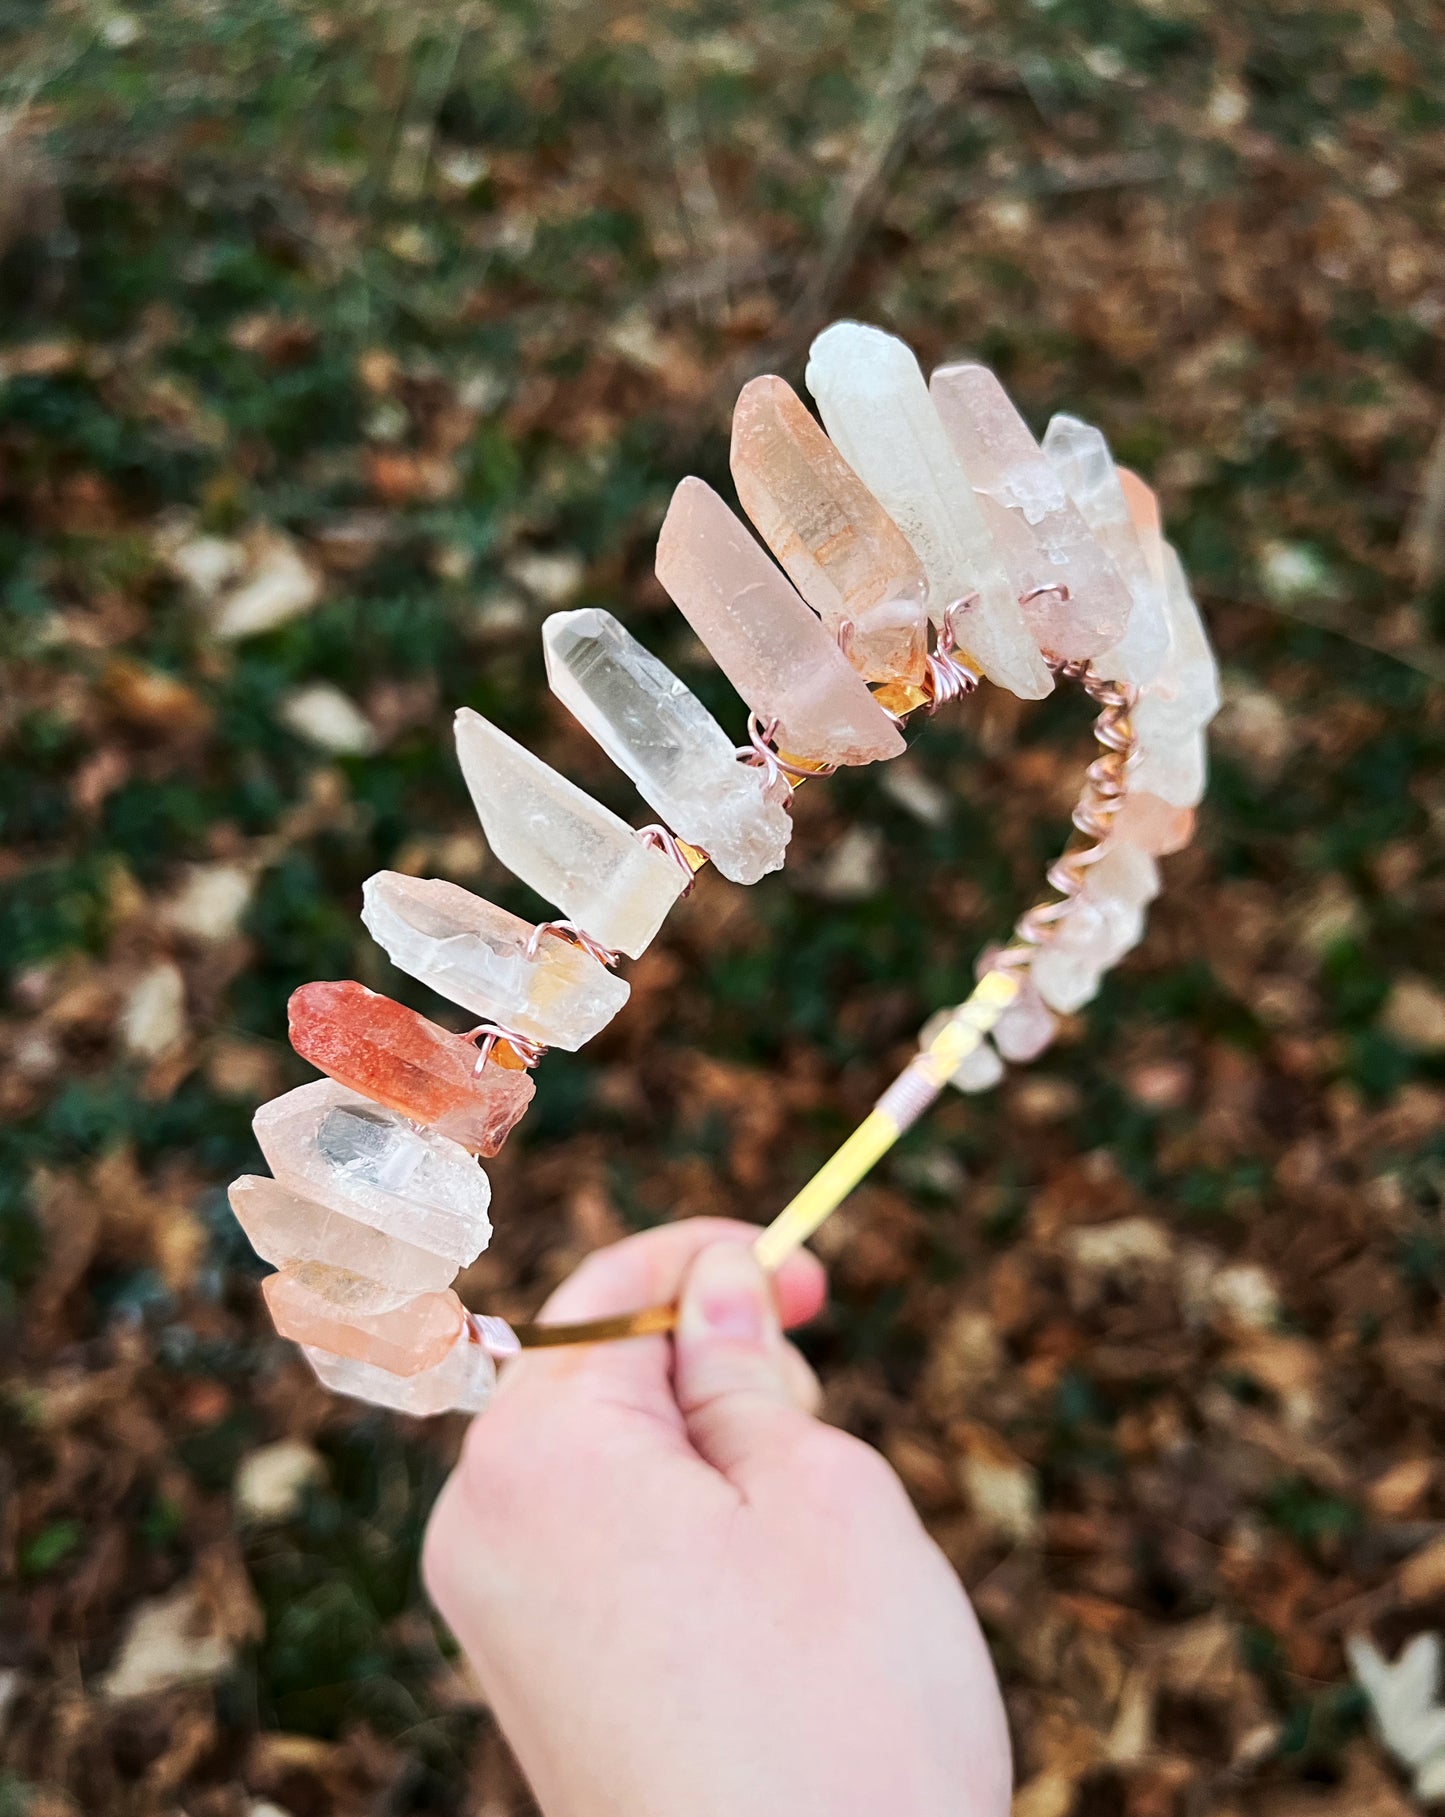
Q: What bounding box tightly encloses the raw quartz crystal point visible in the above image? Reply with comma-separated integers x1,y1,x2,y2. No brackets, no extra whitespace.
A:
262,1261,465,1377
655,478,905,767
729,375,929,686
305,1326,496,1417
254,1077,493,1268
542,607,791,886
1041,414,1171,688
928,363,1131,660
804,323,1053,701
454,708,686,959
229,1174,457,1293
288,980,533,1156
361,871,629,1051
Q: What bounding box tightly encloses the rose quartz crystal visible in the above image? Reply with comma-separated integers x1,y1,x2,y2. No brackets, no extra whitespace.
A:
656,477,905,766
263,1262,465,1376
229,1174,458,1291
929,362,1130,660
254,1078,492,1267
304,1326,497,1416
361,872,629,1050
1111,793,1195,856
288,980,533,1155
729,375,928,686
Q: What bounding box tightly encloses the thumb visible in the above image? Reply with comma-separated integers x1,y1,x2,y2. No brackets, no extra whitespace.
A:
672,1241,810,1480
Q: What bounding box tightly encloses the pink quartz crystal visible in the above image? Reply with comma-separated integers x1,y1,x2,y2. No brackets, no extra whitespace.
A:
929,363,1131,660
729,375,929,686
304,1326,497,1417
229,1174,457,1291
1111,792,1195,856
288,980,533,1156
655,477,905,767
262,1262,465,1377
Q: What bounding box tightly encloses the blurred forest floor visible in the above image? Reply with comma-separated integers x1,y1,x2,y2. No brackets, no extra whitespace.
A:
2,1,1445,1812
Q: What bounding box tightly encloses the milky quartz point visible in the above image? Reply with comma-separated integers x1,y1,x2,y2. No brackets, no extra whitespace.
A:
1085,840,1161,909
1032,944,1104,1015
929,362,1130,660
542,607,791,885
454,708,686,959
804,323,1052,700
288,980,533,1155
1042,415,1170,688
655,478,905,766
990,977,1059,1064
361,872,628,1051
305,1327,496,1417
254,1078,492,1267
263,1261,465,1376
229,1174,457,1293
729,375,929,686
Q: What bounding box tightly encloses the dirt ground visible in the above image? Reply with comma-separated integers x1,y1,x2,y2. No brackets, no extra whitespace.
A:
2,2,1445,1812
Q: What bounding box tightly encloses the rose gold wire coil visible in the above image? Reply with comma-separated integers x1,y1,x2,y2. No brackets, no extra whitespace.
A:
992,663,1140,973
737,713,837,800
464,1022,549,1072
638,823,703,893
524,918,621,969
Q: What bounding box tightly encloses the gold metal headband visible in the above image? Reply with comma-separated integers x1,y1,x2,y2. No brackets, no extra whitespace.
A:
227,323,1216,1418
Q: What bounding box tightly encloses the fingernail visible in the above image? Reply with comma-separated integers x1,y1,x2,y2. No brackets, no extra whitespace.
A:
679,1242,774,1345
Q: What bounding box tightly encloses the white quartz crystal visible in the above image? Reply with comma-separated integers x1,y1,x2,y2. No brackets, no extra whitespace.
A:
1042,414,1170,687
1136,543,1221,736
1131,723,1208,808
253,1079,492,1268
454,708,686,958
542,608,791,885
991,977,1058,1063
361,871,629,1050
229,1173,457,1293
305,1327,497,1417
1032,945,1104,1015
805,323,1053,700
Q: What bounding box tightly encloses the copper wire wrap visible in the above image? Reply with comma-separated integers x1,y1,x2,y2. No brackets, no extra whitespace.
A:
464,1022,549,1072
737,713,838,800
524,918,621,969
991,662,1140,974
923,596,983,710
638,823,705,892
508,651,1144,1350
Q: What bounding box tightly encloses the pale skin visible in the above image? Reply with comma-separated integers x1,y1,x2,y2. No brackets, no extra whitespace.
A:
424,1218,1013,1817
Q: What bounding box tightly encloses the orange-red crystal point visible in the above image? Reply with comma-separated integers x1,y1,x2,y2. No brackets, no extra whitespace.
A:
287,980,534,1157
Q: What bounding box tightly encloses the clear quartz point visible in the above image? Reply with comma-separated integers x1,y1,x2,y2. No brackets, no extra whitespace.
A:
304,1325,497,1417
1041,415,1171,688
253,1078,492,1267
929,362,1131,661
454,707,686,958
361,871,629,1050
804,322,1052,700
655,477,905,766
542,607,791,885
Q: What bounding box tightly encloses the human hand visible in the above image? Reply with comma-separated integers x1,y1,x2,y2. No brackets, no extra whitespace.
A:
424,1218,1011,1817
